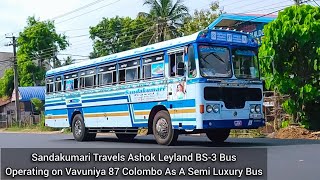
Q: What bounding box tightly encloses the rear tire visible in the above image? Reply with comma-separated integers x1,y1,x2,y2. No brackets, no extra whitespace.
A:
152,110,178,146
116,133,136,142
72,114,96,141
206,129,230,143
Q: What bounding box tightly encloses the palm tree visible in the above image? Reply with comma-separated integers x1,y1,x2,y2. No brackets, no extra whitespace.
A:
137,0,190,44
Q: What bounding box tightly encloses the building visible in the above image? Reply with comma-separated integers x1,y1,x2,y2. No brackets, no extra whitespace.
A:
208,13,277,45
0,86,45,127
11,86,46,113
0,52,13,78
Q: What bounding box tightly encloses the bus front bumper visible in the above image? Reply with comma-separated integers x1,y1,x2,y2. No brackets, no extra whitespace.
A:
203,119,265,129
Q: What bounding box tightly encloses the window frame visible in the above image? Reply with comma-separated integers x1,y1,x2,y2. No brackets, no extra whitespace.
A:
118,57,140,83
142,52,164,80
168,48,184,77
98,64,117,86
54,76,62,92
80,68,96,89
64,72,79,91
46,77,54,94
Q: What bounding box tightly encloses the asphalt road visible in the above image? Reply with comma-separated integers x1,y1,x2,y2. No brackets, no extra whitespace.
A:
0,132,319,180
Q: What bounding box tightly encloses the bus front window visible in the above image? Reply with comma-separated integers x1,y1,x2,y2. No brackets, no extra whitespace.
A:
232,49,259,79
198,45,232,78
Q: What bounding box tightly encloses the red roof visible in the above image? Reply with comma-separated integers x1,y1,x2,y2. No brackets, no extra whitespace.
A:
0,98,10,107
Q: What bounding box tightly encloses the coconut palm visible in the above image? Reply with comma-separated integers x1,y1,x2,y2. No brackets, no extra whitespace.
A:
137,0,190,44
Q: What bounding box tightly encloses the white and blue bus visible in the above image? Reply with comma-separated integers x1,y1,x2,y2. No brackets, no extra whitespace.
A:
45,28,265,145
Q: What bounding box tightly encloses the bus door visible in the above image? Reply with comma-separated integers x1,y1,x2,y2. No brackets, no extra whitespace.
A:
167,49,186,124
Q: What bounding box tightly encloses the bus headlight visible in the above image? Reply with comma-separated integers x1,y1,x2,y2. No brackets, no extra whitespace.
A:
250,105,255,113
255,105,261,113
206,105,213,113
213,105,219,113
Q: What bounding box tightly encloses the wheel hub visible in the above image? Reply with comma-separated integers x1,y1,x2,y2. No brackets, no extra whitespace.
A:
156,118,169,139
74,120,82,136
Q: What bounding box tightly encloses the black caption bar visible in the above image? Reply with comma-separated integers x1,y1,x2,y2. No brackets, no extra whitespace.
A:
1,148,267,179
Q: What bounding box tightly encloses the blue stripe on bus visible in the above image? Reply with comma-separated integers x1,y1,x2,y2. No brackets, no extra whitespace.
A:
173,125,196,130
81,93,125,100
127,95,134,126
132,123,148,127
45,109,67,115
83,104,128,113
82,96,128,103
132,99,195,111
67,104,82,108
45,102,66,107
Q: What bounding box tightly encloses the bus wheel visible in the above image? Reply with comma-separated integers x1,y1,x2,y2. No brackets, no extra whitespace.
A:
152,110,178,146
116,133,136,142
72,114,95,141
206,129,230,143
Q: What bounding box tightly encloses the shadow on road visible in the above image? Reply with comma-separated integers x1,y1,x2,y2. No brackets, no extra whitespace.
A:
65,134,320,147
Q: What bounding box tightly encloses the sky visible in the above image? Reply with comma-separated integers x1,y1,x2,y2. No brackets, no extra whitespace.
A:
0,0,315,65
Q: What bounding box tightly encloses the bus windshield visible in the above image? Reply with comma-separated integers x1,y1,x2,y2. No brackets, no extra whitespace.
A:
232,49,259,79
198,45,232,78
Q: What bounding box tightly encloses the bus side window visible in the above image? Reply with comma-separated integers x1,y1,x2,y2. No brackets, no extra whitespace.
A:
98,65,116,86
142,53,164,80
46,78,53,94
80,69,95,88
118,59,140,83
54,76,62,92
188,45,196,78
169,52,184,77
64,73,79,91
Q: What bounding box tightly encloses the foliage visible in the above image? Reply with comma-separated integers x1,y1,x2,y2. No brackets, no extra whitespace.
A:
55,56,75,67
137,0,190,43
89,16,153,58
179,1,222,36
259,5,320,126
281,120,290,128
0,68,14,97
31,98,44,112
17,16,68,86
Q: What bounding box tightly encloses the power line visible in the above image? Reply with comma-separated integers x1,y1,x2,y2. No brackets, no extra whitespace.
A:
55,0,121,25
312,0,320,6
51,0,108,20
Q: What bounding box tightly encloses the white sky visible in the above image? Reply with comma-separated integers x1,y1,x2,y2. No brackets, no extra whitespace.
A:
0,0,312,64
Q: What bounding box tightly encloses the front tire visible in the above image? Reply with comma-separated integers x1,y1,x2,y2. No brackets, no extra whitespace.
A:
152,110,178,146
206,129,230,143
72,114,96,141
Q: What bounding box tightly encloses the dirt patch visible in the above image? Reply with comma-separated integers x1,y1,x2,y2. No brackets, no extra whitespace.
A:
273,126,319,140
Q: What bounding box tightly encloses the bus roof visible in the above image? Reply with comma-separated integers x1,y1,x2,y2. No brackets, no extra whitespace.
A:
46,29,256,76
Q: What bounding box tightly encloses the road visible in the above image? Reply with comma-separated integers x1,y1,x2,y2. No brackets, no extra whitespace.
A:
0,132,319,180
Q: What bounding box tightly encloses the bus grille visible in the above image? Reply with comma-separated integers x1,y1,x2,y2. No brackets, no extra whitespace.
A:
204,87,262,109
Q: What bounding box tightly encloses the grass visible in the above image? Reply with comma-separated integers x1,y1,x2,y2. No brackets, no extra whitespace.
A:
229,129,266,138
3,114,62,133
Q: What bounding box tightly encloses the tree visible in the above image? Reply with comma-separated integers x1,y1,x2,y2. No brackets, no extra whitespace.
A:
137,0,190,43
0,69,14,97
17,16,69,86
55,56,75,67
31,98,44,112
179,1,222,36
259,5,320,128
89,16,152,58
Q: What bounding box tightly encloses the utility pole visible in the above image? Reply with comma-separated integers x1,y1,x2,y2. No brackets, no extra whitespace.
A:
6,35,20,126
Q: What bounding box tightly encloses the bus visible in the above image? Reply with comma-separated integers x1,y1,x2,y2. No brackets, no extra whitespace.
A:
45,28,265,146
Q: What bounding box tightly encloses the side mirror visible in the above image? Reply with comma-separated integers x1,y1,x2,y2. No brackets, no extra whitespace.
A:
177,62,185,76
